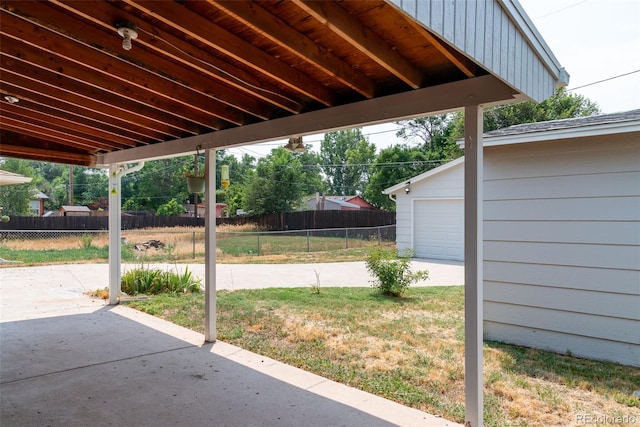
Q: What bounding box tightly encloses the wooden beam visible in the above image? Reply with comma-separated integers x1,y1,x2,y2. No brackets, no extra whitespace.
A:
292,0,424,89
210,0,376,99
0,63,184,140
99,75,516,165
0,82,155,143
0,108,133,149
123,0,336,107
0,116,116,152
0,141,96,167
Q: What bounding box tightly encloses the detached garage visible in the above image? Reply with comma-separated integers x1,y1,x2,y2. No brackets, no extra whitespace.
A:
384,110,640,366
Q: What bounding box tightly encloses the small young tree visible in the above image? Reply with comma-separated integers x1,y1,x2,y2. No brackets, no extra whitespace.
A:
155,198,185,216
365,247,429,297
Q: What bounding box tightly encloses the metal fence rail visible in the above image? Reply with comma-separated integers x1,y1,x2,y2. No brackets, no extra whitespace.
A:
0,225,396,260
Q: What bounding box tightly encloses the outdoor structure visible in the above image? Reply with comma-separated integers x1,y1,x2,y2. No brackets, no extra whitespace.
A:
58,205,91,217
0,1,569,425
183,202,227,218
327,195,378,210
29,190,48,216
306,195,357,211
384,110,640,366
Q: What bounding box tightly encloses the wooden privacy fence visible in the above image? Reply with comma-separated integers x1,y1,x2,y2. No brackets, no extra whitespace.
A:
0,210,395,231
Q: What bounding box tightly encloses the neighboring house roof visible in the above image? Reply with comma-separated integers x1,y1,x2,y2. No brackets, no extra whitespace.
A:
485,109,640,137
59,205,91,212
31,191,49,200
0,170,32,186
385,110,640,195
328,199,360,209
325,195,376,208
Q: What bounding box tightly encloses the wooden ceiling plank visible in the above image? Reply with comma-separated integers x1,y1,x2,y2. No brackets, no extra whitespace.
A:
0,105,135,149
0,138,95,167
39,0,303,114
0,13,239,130
292,0,424,89
124,0,336,107
210,0,375,99
0,58,192,139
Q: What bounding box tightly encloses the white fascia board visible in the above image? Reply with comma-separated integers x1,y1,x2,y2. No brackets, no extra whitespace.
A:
499,0,569,87
383,156,465,195
97,75,516,166
482,121,640,147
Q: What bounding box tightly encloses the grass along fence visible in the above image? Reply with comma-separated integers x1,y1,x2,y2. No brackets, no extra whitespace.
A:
0,224,395,265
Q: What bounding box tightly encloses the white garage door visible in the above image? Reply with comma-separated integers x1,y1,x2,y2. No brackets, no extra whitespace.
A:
413,199,464,261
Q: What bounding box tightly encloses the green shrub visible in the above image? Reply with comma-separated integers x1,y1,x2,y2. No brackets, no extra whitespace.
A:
121,265,201,295
79,233,93,249
365,247,428,297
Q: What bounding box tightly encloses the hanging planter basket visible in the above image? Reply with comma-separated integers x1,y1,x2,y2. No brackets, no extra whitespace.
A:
186,175,205,193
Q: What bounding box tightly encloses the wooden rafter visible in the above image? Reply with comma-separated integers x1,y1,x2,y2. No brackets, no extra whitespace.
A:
292,0,424,89
122,0,336,107
210,0,376,99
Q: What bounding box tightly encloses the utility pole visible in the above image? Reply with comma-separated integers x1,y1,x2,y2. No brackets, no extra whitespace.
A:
69,165,74,205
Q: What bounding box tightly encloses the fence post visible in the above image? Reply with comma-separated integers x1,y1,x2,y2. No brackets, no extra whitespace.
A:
192,231,196,259
378,226,382,245
257,234,261,256
306,230,310,252
345,228,349,249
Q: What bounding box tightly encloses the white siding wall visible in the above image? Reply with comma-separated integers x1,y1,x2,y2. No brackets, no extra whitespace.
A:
390,0,560,102
394,163,464,255
483,134,640,366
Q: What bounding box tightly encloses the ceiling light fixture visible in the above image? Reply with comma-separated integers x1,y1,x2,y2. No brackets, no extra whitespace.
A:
4,95,19,104
115,20,138,51
283,136,306,153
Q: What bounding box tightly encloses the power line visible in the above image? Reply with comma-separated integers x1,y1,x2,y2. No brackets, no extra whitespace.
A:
567,69,640,91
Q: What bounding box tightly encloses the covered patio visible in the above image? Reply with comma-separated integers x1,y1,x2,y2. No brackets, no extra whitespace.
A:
0,1,567,425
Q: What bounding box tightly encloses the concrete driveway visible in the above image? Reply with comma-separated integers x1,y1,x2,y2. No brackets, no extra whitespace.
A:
0,260,463,427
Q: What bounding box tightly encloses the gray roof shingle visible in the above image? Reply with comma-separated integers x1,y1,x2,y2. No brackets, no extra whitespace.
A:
485,109,640,137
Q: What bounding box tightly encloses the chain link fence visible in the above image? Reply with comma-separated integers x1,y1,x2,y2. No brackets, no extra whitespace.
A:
0,225,396,262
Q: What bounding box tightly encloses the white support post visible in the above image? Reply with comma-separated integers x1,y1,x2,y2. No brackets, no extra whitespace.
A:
108,163,122,305
464,104,484,427
204,149,217,342
108,162,145,305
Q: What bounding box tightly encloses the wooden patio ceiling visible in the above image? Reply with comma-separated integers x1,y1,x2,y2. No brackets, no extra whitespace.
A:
0,0,490,167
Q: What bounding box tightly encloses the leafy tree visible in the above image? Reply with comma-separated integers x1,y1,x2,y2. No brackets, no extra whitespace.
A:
72,166,108,207
297,149,327,197
0,158,36,216
156,198,185,216
121,157,191,212
320,129,376,195
243,148,306,214
395,113,463,160
364,145,431,211
482,88,600,132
